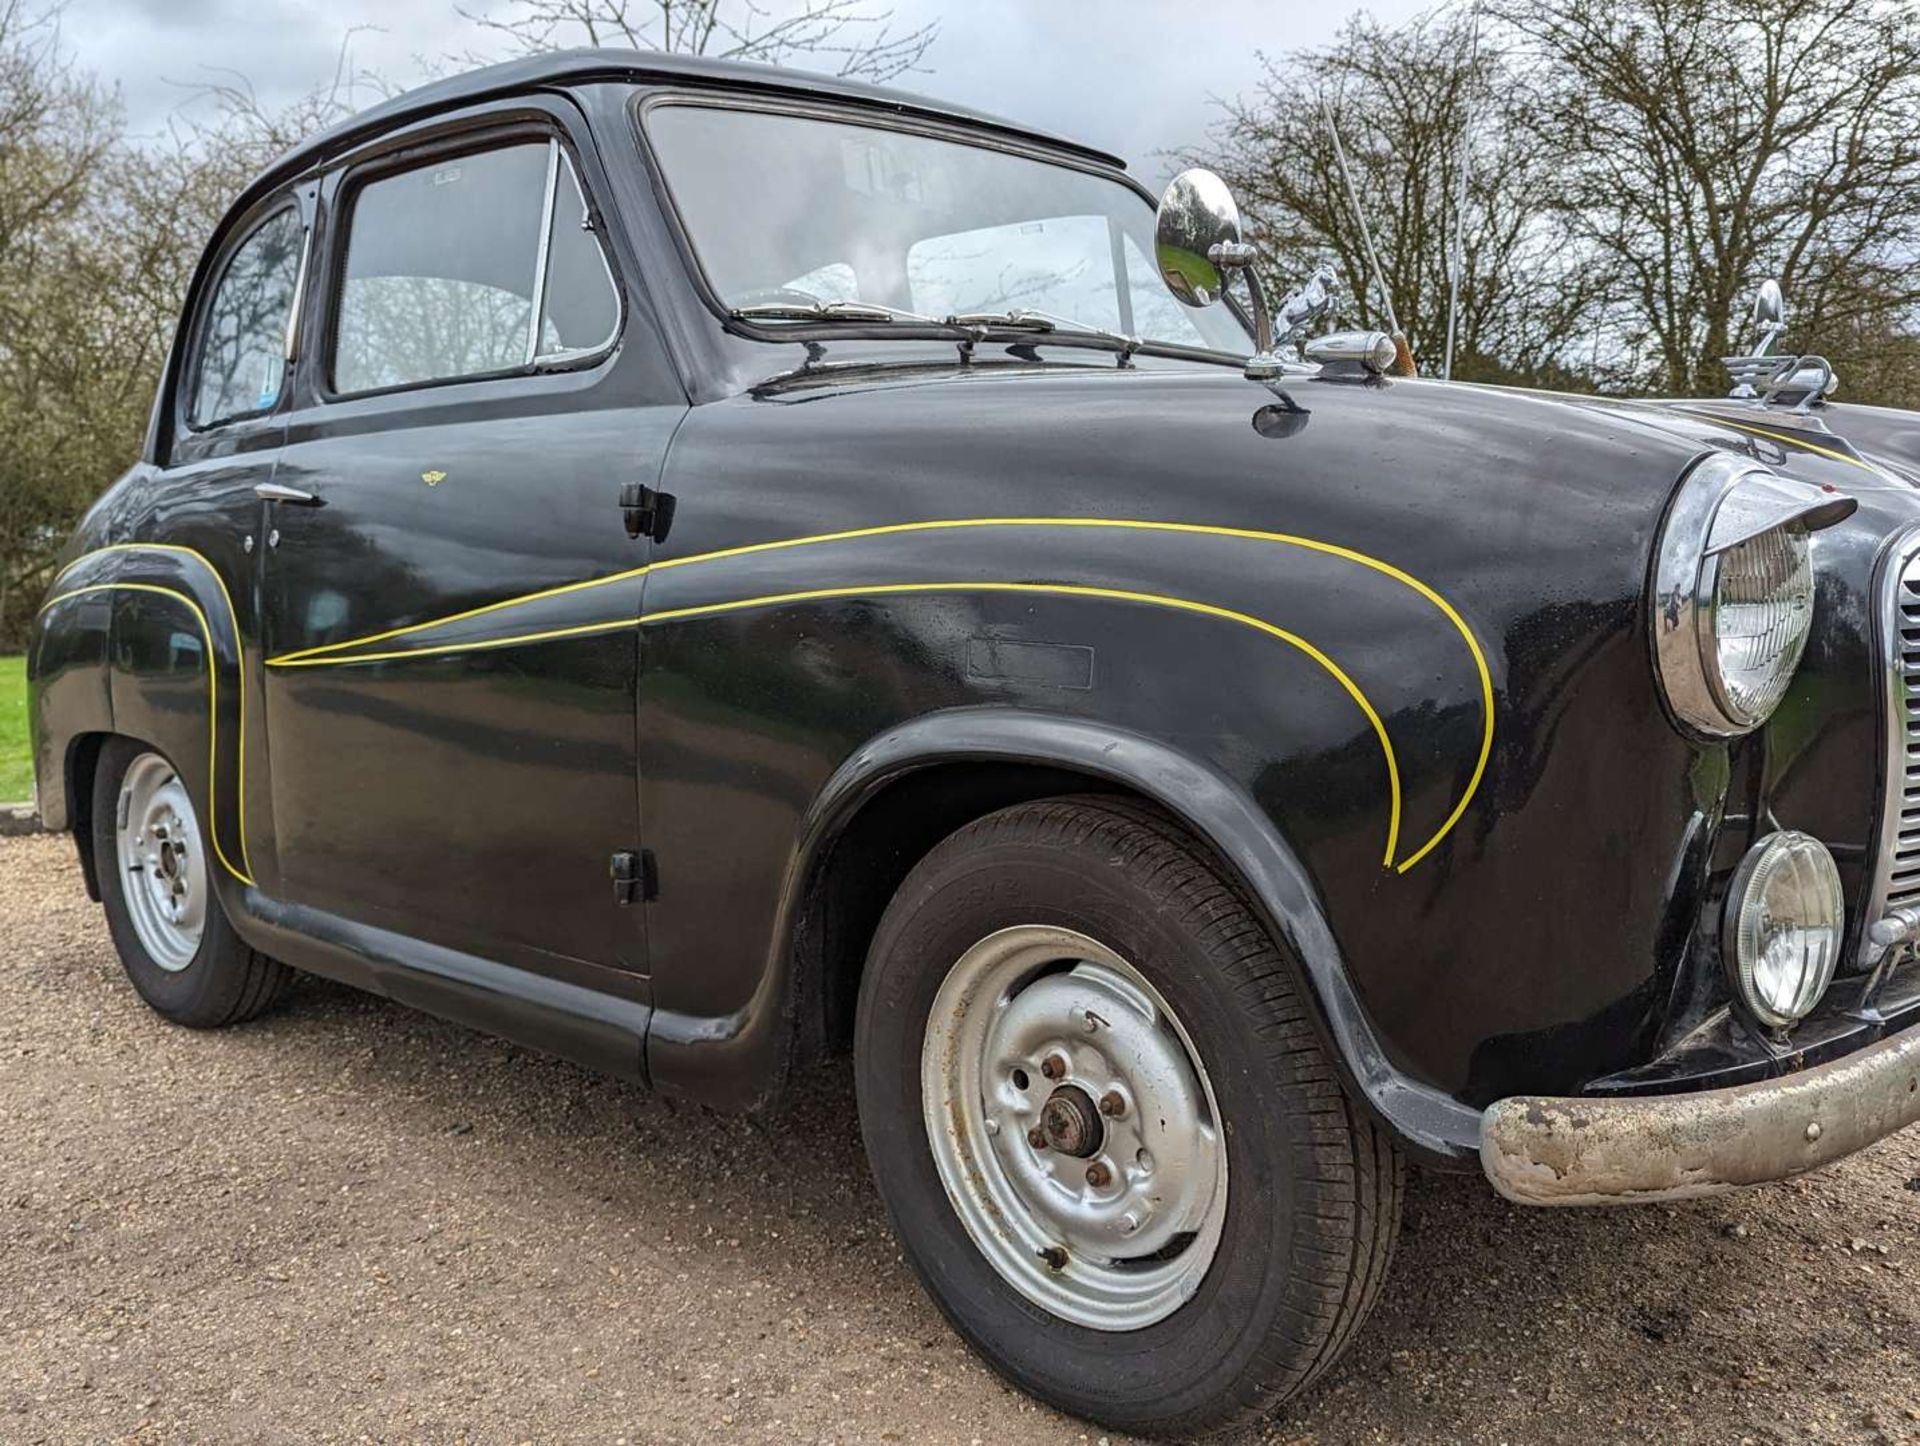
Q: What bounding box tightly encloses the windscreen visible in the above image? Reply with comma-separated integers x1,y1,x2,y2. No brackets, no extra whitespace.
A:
644,103,1251,353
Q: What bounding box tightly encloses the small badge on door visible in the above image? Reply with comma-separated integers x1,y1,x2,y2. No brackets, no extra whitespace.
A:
421,470,448,487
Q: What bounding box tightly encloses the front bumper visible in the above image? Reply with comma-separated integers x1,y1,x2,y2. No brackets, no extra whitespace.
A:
1480,1020,1920,1205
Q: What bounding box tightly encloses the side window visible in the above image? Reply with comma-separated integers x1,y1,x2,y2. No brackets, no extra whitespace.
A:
191,206,305,427
332,138,620,395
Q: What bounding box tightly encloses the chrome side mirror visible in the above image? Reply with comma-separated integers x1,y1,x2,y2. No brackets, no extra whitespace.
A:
1155,167,1284,380
1155,168,1243,308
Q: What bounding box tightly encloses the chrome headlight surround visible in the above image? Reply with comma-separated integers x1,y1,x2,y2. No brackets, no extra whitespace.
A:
1649,452,1856,739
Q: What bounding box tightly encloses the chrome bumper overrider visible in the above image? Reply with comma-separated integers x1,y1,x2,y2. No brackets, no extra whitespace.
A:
1480,1022,1920,1205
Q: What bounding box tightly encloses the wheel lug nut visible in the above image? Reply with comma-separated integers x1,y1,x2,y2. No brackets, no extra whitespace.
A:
1027,1127,1047,1150
1098,1090,1125,1118
1040,1054,1067,1081
1085,1161,1111,1188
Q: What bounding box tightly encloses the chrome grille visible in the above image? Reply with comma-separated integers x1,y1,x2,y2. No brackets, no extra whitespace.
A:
1891,571,1920,905
1862,530,1920,960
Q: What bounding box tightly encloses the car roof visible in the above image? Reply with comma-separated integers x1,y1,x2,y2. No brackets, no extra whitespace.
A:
261,48,1129,186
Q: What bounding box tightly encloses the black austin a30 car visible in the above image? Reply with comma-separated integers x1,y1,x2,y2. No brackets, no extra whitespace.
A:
28,50,1920,1435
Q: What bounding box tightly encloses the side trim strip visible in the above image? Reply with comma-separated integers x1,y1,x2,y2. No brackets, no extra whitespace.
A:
37,582,255,886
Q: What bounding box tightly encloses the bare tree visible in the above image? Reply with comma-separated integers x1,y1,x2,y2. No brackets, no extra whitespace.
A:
0,15,390,648
461,0,937,82
0,0,125,643
1497,0,1920,397
1191,11,1603,388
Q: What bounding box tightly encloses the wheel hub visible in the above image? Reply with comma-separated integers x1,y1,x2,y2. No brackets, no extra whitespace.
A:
114,753,207,972
1038,1085,1104,1158
921,924,1228,1332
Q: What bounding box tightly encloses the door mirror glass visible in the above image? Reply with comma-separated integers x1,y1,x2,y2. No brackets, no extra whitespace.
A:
1155,168,1243,309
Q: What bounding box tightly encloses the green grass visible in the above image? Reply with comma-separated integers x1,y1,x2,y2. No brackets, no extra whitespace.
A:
0,657,29,804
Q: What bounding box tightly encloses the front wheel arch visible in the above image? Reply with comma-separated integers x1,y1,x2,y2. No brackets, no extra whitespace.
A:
780,708,1480,1166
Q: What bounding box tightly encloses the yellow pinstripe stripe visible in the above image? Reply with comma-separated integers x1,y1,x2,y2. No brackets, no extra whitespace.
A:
54,543,255,878
274,580,1405,869
38,583,255,886
647,580,1404,868
263,516,1490,872
65,516,1494,874
266,562,653,664
266,616,638,668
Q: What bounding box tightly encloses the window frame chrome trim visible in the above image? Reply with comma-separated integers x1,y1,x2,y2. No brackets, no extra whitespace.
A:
317,115,628,406
524,138,562,367
282,221,313,364
533,148,625,366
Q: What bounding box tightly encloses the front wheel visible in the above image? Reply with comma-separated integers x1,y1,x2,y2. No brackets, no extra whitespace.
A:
93,737,290,1028
855,797,1402,1438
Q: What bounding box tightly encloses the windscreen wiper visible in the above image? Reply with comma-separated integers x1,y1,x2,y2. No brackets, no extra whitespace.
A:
946,308,1141,361
733,299,1143,369
732,299,960,328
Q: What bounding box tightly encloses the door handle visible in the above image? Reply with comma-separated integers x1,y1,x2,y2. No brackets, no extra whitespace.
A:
255,481,324,507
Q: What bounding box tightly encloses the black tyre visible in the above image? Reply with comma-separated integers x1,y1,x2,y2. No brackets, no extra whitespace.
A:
93,737,291,1027
854,796,1402,1438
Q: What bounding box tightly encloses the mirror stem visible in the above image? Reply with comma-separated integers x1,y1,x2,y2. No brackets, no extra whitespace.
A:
1237,266,1285,381
1243,266,1275,358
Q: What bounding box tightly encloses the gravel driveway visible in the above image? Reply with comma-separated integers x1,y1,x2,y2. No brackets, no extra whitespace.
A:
2,830,1917,1444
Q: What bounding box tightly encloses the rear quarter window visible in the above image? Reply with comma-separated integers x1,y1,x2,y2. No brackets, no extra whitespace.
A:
190,206,305,427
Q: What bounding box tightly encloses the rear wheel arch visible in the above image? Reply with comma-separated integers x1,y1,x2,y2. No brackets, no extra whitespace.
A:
64,731,112,901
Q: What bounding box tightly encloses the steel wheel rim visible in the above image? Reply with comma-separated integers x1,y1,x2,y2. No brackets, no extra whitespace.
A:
115,753,207,972
920,924,1228,1331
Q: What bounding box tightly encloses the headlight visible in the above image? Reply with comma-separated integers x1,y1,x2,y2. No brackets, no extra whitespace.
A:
1650,453,1855,738
1707,522,1813,727
1723,830,1843,1028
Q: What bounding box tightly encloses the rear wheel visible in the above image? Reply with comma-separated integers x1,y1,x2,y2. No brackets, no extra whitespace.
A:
93,737,290,1027
854,796,1402,1438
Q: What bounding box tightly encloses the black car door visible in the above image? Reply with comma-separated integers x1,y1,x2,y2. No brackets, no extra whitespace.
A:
259,100,686,980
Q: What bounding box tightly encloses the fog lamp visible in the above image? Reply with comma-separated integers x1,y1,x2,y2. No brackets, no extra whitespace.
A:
1723,831,1843,1029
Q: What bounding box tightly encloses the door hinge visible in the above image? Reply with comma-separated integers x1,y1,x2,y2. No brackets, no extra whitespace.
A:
610,848,657,906
619,483,676,544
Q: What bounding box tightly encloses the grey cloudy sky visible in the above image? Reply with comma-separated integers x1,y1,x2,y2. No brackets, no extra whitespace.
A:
58,0,1428,185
